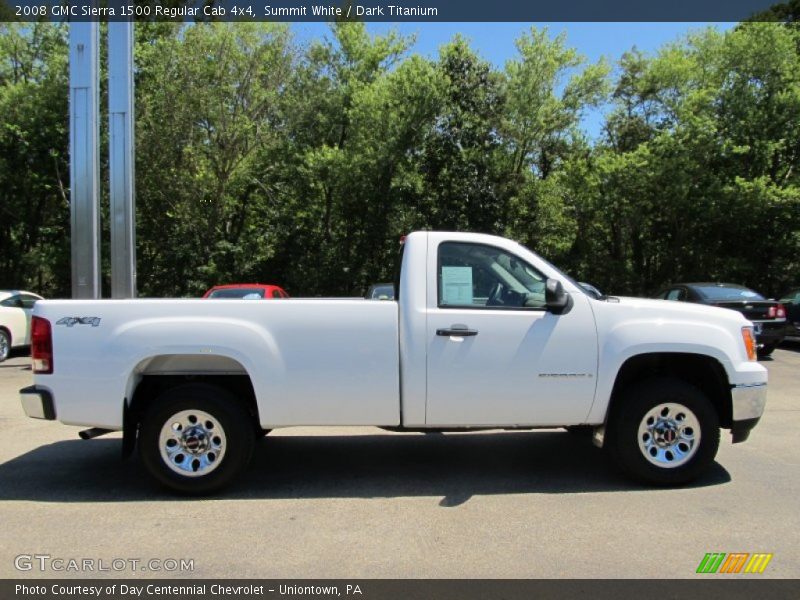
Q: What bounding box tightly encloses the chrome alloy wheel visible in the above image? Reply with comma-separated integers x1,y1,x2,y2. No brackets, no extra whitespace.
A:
0,332,9,361
637,402,701,468
158,410,226,477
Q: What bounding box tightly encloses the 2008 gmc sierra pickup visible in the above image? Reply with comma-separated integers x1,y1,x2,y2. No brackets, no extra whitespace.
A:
20,231,767,493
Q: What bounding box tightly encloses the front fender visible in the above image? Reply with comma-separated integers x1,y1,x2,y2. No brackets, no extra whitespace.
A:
585,317,741,424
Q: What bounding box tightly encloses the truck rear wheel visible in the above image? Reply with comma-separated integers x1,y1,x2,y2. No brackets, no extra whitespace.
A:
139,383,255,494
606,377,720,486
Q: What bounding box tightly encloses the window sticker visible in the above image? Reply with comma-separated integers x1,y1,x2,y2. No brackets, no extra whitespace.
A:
441,266,473,305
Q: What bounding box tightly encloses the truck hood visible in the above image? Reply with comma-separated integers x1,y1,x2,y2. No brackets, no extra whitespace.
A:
602,296,751,327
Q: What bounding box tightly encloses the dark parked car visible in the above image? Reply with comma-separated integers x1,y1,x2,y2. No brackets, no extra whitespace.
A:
653,283,786,356
778,288,800,341
578,281,603,300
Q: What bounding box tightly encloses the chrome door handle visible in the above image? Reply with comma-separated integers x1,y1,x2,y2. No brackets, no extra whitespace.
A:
436,326,478,337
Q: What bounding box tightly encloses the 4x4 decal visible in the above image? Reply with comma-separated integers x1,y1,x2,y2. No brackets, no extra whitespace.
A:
56,317,102,327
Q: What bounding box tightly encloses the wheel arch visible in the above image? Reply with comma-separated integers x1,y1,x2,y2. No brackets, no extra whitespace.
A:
122,354,261,457
604,352,732,429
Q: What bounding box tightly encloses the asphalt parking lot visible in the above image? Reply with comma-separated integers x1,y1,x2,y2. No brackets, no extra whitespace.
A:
0,346,798,579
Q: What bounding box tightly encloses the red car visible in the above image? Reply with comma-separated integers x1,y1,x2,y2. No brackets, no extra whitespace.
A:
202,284,289,299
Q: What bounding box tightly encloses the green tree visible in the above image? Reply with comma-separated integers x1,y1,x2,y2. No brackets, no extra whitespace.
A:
255,22,423,295
134,23,294,296
0,23,69,295
413,36,505,233
1,21,797,302
573,23,800,295
502,28,609,266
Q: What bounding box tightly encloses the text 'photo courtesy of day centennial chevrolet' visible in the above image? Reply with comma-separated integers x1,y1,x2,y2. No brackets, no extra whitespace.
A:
19,232,767,494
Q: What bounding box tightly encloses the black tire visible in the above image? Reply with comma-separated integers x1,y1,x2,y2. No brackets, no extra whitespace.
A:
0,329,10,362
139,383,255,495
605,377,720,486
757,344,775,358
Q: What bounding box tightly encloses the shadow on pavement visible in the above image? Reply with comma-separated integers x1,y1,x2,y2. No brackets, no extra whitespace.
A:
0,431,731,504
0,363,30,370
779,340,800,353
0,350,31,368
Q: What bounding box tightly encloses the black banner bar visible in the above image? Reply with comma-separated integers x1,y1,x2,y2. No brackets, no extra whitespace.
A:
2,580,799,600
1,0,794,23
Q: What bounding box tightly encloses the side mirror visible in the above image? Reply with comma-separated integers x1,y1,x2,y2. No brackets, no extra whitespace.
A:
545,278,569,313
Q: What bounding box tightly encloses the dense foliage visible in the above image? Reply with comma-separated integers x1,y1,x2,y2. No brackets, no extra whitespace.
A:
1,22,798,298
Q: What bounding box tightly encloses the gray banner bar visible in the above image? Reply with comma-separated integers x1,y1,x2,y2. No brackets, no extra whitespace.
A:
2,0,790,22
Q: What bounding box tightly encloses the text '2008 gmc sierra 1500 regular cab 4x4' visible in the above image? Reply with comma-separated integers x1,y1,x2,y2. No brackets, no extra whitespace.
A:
20,231,767,493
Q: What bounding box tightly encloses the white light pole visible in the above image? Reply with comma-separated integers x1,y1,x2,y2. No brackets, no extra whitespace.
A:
108,21,137,298
69,20,101,299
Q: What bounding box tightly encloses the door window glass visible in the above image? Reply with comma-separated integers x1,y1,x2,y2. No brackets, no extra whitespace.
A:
438,242,547,309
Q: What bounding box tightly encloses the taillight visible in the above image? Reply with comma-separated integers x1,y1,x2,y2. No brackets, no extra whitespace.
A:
31,316,53,374
767,304,786,319
741,327,757,361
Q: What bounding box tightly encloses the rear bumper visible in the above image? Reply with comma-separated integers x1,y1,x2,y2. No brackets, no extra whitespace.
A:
784,321,800,340
756,332,785,346
729,382,766,443
20,385,56,420
752,320,785,345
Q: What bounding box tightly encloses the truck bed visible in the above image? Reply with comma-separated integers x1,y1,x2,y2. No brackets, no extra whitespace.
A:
35,299,400,429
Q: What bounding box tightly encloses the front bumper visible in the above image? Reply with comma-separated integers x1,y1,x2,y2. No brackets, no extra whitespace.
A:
729,382,766,443
20,386,56,420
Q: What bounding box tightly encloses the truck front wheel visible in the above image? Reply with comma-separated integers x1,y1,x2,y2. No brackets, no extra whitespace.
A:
139,383,255,494
606,378,720,486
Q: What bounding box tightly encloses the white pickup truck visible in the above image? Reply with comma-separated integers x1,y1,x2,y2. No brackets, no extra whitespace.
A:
20,231,767,493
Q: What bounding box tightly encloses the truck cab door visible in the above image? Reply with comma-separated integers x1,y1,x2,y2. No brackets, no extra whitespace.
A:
424,237,599,426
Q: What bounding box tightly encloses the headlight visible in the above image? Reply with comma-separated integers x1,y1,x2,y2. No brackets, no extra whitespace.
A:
741,326,757,361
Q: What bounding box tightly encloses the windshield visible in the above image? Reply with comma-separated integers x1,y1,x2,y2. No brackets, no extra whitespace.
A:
516,243,588,296
695,286,765,301
208,288,265,299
